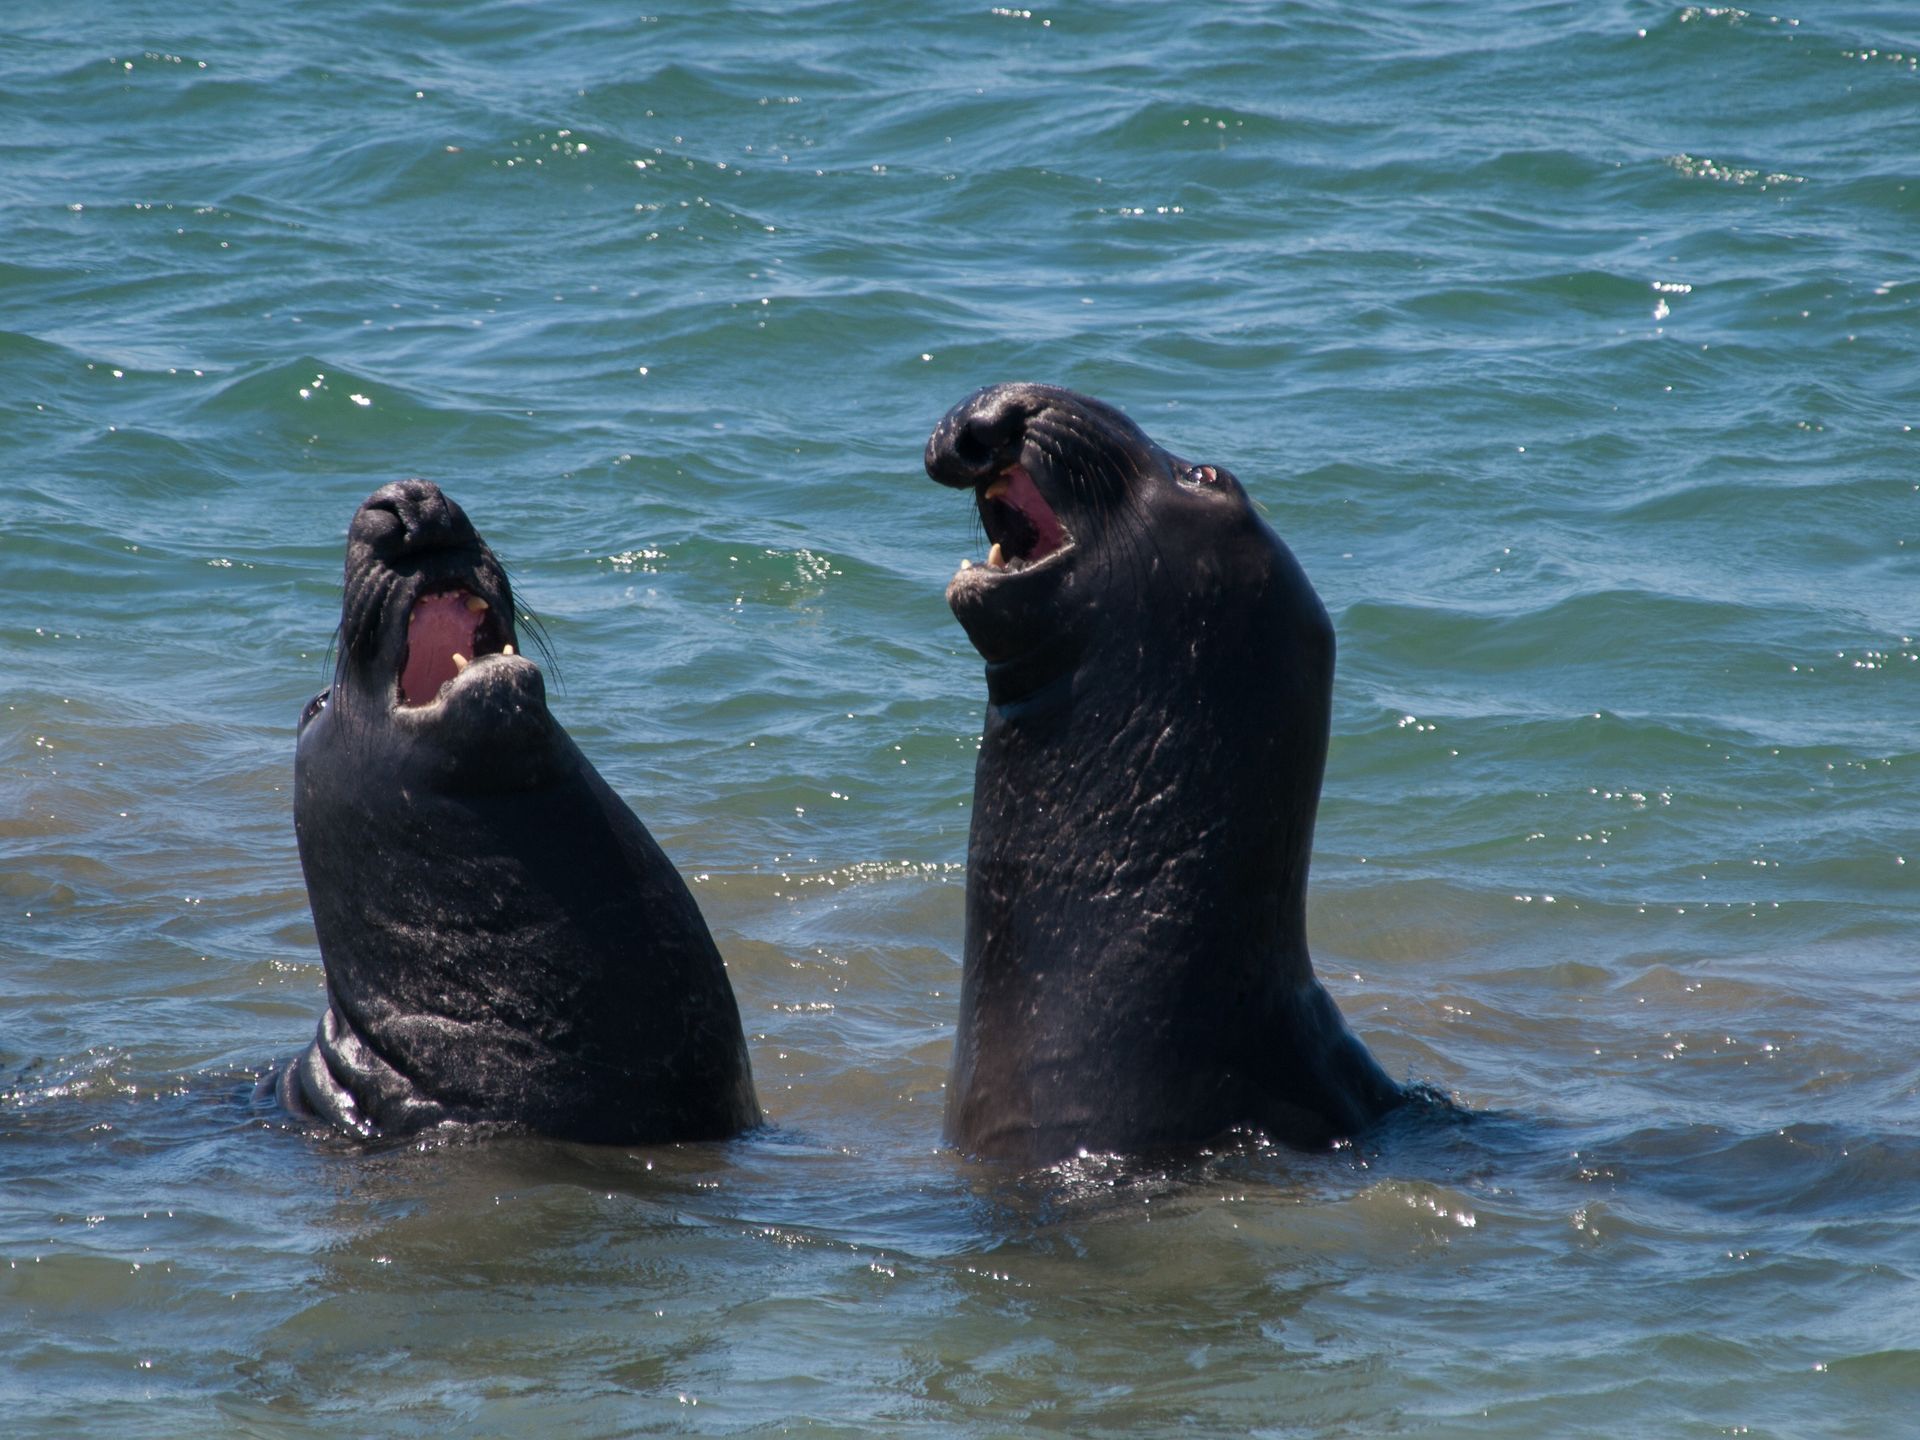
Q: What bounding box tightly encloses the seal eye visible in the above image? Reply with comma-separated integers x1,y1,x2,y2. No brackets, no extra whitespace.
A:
300,689,330,731
1185,465,1222,486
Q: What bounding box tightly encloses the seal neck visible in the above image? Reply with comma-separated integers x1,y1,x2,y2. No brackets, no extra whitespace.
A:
968,551,1332,983
980,627,1083,712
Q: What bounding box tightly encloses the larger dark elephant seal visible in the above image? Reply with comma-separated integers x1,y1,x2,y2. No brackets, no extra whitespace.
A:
925,383,1403,1163
281,480,758,1144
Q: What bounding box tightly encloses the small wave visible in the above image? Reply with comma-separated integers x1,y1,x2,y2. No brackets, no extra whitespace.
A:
1341,588,1803,678
1665,152,1806,188
188,355,531,451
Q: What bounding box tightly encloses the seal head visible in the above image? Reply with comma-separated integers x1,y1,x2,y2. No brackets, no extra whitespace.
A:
282,480,759,1144
926,383,1402,1163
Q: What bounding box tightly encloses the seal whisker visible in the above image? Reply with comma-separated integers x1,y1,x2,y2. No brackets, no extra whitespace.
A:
516,609,561,692
495,560,561,694
319,629,341,688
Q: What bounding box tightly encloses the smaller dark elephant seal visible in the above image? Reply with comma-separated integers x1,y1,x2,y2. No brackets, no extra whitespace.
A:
281,479,758,1143
925,383,1403,1164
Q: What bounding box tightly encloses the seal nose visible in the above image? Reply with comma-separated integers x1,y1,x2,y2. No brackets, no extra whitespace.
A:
926,385,1040,489
353,479,477,559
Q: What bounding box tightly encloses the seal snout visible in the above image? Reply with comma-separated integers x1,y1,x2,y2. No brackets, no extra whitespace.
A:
354,478,479,561
925,385,1040,489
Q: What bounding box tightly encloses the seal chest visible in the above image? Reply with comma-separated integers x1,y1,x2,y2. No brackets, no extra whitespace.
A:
926,384,1403,1163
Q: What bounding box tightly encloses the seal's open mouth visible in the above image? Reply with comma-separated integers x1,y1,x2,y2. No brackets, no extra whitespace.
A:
973,464,1069,573
399,586,513,706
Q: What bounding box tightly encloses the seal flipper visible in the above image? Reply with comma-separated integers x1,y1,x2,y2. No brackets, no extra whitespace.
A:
280,993,450,1139
1257,979,1405,1147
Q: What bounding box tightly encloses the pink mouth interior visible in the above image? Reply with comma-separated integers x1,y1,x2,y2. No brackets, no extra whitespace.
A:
400,591,485,706
999,464,1066,560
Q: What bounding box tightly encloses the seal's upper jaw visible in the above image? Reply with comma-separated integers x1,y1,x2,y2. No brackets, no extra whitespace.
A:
974,463,1069,573
352,479,480,565
398,584,516,708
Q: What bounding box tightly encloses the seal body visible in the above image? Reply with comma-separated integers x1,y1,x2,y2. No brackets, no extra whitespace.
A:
926,384,1402,1163
282,480,758,1143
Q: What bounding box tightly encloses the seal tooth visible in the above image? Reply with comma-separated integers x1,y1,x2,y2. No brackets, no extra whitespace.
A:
502,643,516,656
465,595,489,613
984,475,1012,502
451,652,470,672
960,557,973,570
988,543,1006,569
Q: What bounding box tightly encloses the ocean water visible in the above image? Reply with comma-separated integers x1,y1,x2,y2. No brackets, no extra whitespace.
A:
3,1,1917,1434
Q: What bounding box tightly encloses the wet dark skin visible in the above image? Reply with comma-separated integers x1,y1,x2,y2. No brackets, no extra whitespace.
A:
282,480,758,1143
926,384,1403,1163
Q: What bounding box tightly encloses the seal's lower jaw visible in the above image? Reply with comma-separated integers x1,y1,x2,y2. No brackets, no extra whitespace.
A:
950,461,1075,612
946,535,1078,671
398,586,514,709
951,461,1074,642
392,651,547,733
947,536,1075,598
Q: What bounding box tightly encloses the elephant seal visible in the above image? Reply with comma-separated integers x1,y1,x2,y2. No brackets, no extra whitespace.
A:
925,383,1403,1163
280,479,758,1144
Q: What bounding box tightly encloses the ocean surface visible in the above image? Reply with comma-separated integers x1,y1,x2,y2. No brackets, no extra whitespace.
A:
3,2,1917,1435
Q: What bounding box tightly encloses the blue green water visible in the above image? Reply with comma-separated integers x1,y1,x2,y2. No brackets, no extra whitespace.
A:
4,2,1917,1434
